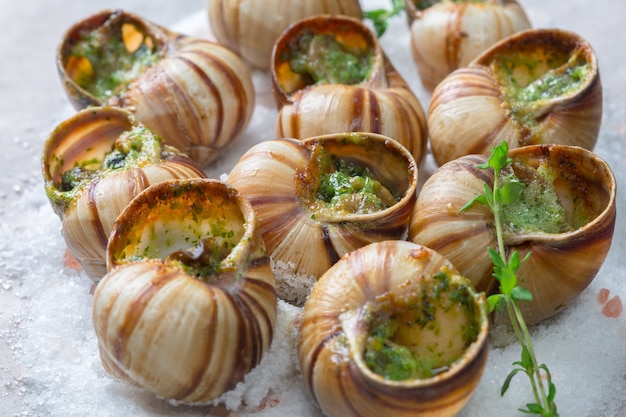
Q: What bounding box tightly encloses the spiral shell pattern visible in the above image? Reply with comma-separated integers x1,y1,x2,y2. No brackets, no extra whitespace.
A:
428,28,602,166
42,106,205,281
409,145,616,324
207,0,362,69
406,0,531,91
93,178,277,403
57,9,255,167
227,133,418,294
298,240,490,417
271,15,427,165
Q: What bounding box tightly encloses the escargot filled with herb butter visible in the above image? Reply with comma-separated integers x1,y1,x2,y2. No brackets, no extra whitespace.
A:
410,144,616,324
228,132,418,304
93,178,277,404
41,106,205,281
428,28,602,166
271,14,427,164
298,240,490,417
57,9,255,167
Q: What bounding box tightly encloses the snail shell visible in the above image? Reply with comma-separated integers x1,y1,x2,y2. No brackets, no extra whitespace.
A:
271,14,427,165
41,106,205,281
405,0,531,91
207,0,362,70
57,9,255,167
297,240,490,417
93,178,277,403
409,144,617,324
428,28,602,166
227,132,418,303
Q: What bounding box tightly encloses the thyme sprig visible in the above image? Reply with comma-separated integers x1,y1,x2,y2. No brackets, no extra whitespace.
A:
461,141,558,417
363,0,405,37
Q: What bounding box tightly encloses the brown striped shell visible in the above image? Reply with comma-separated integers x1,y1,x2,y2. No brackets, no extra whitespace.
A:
57,9,255,167
405,0,531,91
227,132,418,304
297,240,490,417
207,0,362,70
271,14,427,165
42,106,205,281
428,28,602,166
93,178,277,404
409,144,617,324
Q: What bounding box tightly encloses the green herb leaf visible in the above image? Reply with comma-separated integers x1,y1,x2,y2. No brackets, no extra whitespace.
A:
363,0,405,37
501,368,524,396
487,141,510,171
487,294,504,313
521,402,544,414
512,286,533,302
460,194,487,212
501,180,525,205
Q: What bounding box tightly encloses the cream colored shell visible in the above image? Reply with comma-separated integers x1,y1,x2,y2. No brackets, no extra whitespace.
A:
57,9,255,168
409,145,616,324
428,28,602,166
298,240,490,417
94,178,277,403
41,106,205,281
271,14,428,165
406,0,531,91
227,132,418,302
207,0,362,69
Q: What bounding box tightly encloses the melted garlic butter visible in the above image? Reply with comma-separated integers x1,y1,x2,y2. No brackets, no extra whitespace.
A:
363,271,480,381
287,31,374,87
303,147,399,217
68,23,161,99
498,160,600,235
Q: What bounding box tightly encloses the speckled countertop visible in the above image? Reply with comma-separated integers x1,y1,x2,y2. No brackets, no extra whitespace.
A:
1,1,626,416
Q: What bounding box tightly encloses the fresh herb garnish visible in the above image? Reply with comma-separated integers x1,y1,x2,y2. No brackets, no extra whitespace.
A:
461,141,559,416
363,0,405,37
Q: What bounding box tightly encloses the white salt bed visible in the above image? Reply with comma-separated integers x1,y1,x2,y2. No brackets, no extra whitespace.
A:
2,0,626,416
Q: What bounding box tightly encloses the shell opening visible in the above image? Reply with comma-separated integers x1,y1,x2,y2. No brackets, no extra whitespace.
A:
488,38,594,126
353,268,483,381
501,148,611,239
65,13,162,100
108,180,249,281
296,135,410,220
274,17,377,96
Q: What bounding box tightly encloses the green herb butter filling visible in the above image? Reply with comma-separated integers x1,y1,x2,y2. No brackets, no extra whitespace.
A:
304,147,399,216
285,31,374,87
494,52,590,127
59,126,166,193
363,270,480,381
68,23,161,100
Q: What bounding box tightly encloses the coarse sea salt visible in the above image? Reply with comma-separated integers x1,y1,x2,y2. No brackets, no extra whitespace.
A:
3,2,626,417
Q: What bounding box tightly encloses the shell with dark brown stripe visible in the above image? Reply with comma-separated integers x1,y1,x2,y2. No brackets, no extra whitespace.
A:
409,144,616,324
428,28,602,166
57,9,255,168
93,178,277,404
208,0,362,70
42,106,205,281
405,0,531,92
271,15,427,165
227,133,418,304
297,240,490,417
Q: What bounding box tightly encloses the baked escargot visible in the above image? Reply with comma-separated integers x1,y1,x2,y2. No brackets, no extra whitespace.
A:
428,28,602,166
227,132,418,304
409,144,616,324
93,178,277,403
57,9,255,167
298,240,490,417
42,106,205,280
271,14,428,165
